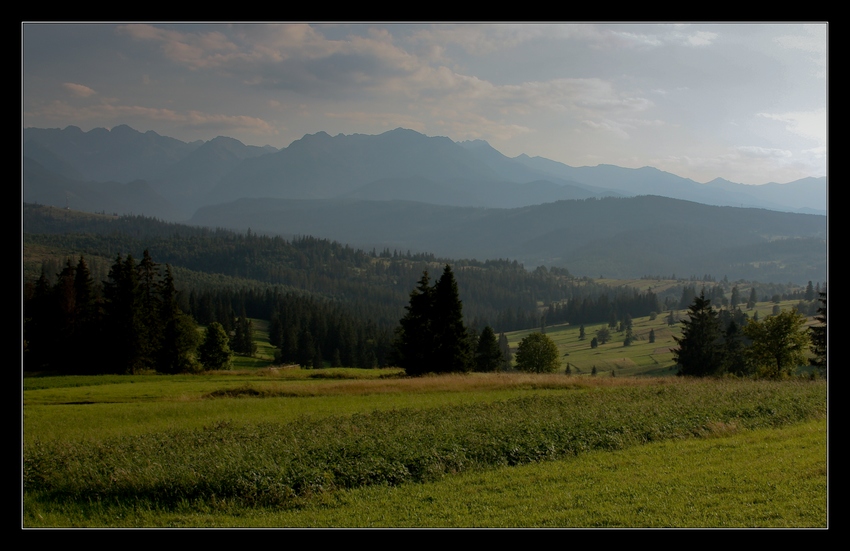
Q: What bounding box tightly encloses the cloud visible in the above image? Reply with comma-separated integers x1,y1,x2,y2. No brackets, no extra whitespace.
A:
117,24,244,70
757,108,826,145
62,83,96,97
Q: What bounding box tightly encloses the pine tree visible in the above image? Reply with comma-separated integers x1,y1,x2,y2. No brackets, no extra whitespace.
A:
475,326,502,372
498,332,512,371
393,265,472,375
393,271,434,375
103,254,145,374
199,322,232,371
432,265,472,373
810,291,826,376
157,264,200,374
722,320,750,376
730,286,740,309
673,292,725,377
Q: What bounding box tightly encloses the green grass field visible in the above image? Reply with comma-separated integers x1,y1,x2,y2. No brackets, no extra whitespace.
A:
23,369,827,528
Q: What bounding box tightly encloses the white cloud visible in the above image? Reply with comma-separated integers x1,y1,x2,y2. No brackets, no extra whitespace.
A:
62,83,96,97
757,108,826,145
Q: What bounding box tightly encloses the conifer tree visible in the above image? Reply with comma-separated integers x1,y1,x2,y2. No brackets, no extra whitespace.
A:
393,266,473,375
432,265,473,373
810,291,826,376
498,332,512,371
475,326,502,372
103,254,145,374
199,322,232,370
157,264,200,374
394,271,435,375
673,292,724,377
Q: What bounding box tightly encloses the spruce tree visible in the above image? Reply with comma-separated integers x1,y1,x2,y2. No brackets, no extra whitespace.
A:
673,292,724,377
103,254,145,374
498,332,512,371
394,271,435,375
475,326,502,372
432,265,472,373
810,291,826,376
199,322,232,371
157,264,200,374
393,265,472,375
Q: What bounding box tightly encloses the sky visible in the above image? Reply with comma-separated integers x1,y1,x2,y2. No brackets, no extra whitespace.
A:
22,23,827,185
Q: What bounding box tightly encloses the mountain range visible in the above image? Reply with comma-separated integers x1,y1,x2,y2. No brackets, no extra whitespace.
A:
22,124,827,283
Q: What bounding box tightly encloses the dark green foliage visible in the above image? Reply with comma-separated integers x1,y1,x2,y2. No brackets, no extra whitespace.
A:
810,291,826,375
199,322,231,371
743,309,810,379
475,326,502,372
157,265,200,374
748,287,757,309
393,272,435,375
730,286,740,309
102,253,145,374
515,332,560,373
232,310,257,357
590,337,598,349
722,320,751,377
393,266,473,375
498,332,512,371
649,328,655,344
674,292,725,377
596,327,611,345
431,265,473,373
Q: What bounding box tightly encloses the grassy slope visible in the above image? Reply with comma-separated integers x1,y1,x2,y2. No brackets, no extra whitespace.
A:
23,372,826,528
506,300,820,376
24,418,826,528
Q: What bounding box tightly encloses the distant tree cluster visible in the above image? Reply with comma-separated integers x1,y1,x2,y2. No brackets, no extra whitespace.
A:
674,291,820,379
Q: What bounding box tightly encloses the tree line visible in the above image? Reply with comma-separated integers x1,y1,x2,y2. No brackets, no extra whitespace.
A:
24,252,232,374
674,291,826,379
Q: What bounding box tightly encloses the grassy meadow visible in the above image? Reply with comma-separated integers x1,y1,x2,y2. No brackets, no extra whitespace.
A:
24,367,826,527
23,306,827,528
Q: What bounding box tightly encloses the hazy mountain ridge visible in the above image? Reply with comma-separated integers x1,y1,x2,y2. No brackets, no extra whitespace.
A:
188,195,825,283
23,124,826,283
23,124,825,220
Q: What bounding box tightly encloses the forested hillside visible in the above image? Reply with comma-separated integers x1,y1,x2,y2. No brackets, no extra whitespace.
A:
24,203,815,373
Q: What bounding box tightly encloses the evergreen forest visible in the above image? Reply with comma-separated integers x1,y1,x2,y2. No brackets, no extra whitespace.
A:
23,204,820,375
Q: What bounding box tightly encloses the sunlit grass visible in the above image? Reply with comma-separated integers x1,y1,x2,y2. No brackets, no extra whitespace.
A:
24,419,826,528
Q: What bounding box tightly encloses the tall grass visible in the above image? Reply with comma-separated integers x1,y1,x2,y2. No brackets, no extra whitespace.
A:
25,379,825,514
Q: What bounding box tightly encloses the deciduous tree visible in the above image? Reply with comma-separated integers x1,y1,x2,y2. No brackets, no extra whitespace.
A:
743,309,809,379
515,332,560,373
